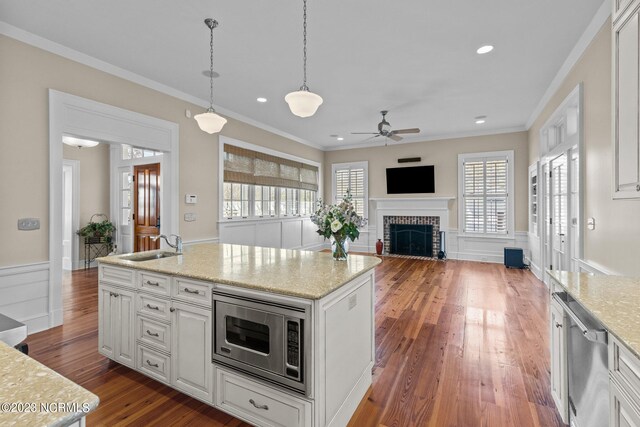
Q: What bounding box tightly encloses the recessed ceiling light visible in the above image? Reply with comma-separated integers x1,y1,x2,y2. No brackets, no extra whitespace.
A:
475,115,487,124
476,45,494,55
256,97,267,103
337,137,344,141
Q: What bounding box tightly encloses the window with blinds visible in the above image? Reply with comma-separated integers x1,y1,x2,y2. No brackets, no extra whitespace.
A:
222,143,319,219
459,152,512,236
333,162,368,218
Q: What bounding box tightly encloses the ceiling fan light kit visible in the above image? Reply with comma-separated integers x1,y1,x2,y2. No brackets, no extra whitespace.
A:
285,0,323,118
195,18,227,134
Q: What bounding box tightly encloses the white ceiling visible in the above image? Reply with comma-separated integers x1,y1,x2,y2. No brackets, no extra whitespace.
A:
0,0,605,149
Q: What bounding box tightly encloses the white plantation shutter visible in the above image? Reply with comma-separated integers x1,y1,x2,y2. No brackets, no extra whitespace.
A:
461,153,511,235
333,163,367,218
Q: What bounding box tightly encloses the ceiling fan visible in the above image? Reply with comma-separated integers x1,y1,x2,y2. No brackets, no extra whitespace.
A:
351,110,420,142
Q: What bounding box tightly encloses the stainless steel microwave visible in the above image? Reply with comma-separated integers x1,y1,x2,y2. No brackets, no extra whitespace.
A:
212,290,311,395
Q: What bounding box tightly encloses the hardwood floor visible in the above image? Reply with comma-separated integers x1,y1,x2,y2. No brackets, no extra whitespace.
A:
26,259,561,426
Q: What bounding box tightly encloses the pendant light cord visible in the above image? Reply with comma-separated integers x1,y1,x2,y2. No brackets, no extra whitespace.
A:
209,23,215,110
301,0,308,91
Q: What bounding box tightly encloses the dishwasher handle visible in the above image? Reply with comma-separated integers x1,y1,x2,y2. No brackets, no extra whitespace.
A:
552,292,608,345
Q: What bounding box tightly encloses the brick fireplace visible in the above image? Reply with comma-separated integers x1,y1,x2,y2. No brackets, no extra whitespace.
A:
383,215,440,256
371,197,453,257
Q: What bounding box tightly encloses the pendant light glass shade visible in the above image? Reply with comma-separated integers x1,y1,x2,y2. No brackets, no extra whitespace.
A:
194,108,227,134
285,89,323,118
286,0,322,118
196,18,226,134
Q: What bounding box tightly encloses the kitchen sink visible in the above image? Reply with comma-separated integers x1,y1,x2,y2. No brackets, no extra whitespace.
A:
120,251,180,262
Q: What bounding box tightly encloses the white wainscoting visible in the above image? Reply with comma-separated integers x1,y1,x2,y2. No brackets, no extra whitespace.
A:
183,237,220,247
527,232,542,279
447,230,529,264
575,259,616,275
219,217,324,251
0,262,51,335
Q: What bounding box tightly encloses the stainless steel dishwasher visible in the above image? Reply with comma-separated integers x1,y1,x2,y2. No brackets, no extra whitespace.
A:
552,292,609,427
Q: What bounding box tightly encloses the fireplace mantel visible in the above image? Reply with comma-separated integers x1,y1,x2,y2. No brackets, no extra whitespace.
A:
370,197,454,241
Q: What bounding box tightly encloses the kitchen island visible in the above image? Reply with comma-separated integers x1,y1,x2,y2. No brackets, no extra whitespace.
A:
548,271,640,426
97,243,381,427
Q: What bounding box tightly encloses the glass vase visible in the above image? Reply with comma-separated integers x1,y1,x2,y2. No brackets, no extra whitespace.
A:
331,235,349,261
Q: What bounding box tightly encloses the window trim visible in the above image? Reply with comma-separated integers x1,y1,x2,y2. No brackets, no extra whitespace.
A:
331,161,369,221
218,136,322,222
457,150,515,239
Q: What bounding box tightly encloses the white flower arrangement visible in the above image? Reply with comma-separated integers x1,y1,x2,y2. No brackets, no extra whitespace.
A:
310,191,367,243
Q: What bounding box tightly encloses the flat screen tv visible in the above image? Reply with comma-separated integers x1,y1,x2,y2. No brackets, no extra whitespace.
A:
386,165,435,194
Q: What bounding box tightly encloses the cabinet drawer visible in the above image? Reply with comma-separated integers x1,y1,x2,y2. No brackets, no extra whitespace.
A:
137,293,171,322
139,272,171,296
214,367,311,427
173,277,212,307
138,345,170,384
99,265,135,288
137,315,171,353
610,336,640,409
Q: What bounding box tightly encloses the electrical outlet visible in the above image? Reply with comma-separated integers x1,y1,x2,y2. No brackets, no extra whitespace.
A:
348,293,357,310
18,218,40,230
184,213,196,222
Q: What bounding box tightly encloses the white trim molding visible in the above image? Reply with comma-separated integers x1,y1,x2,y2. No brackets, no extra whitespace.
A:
448,230,529,264
575,259,617,275
526,1,610,129
49,89,179,329
0,262,51,335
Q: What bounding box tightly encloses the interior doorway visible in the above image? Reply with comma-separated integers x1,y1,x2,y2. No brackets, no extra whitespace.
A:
61,160,79,271
133,163,161,252
537,84,583,284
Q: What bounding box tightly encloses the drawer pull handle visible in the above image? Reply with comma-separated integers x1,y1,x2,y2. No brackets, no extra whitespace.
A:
146,360,159,368
170,307,175,313
249,399,269,410
146,280,160,287
146,330,159,337
146,304,160,311
184,287,200,295
555,322,563,329
637,184,640,192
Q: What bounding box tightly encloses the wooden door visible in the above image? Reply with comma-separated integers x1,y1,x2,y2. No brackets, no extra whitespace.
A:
133,163,160,252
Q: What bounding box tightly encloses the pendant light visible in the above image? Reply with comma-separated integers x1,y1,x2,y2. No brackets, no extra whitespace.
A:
194,18,227,134
285,0,323,118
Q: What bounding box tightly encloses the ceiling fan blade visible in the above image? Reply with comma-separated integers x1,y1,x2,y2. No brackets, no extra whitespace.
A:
389,134,403,142
351,132,379,135
391,128,420,134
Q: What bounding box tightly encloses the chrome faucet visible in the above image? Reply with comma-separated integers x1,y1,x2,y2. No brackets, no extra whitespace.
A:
152,234,183,253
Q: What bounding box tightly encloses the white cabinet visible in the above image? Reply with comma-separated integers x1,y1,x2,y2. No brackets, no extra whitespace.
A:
98,284,135,368
171,301,212,402
611,381,640,427
614,4,640,199
214,367,312,427
550,296,568,423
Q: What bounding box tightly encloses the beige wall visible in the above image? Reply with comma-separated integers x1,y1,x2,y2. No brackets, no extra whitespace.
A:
63,144,110,258
528,19,640,275
323,131,530,230
0,35,323,267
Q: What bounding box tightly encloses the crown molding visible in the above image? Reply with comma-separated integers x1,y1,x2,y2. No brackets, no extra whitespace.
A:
327,125,527,151
525,0,610,129
0,21,324,151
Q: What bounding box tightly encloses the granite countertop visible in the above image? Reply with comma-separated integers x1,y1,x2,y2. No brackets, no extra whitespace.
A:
548,270,640,358
98,243,382,299
0,341,99,426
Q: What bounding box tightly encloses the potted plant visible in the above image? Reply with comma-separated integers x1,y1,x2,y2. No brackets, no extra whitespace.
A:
77,214,115,243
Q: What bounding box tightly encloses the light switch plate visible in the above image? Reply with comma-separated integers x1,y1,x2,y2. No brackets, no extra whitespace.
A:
185,194,197,204
587,217,595,230
18,218,40,230
184,213,196,222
